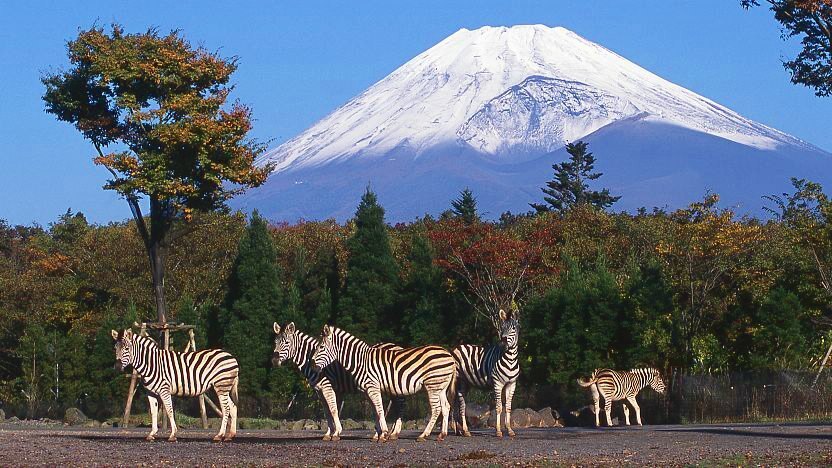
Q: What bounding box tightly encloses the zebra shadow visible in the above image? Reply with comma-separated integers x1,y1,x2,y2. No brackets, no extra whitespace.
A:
659,427,832,441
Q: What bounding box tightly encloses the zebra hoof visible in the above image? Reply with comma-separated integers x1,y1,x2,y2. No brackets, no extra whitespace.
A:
508,430,516,438
463,431,472,437
223,434,235,442
212,435,222,443
388,433,398,441
145,435,155,441
322,435,332,441
416,436,426,443
167,436,177,442
437,433,446,442
331,435,340,442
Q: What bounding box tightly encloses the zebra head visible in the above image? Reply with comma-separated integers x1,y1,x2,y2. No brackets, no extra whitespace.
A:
498,308,519,351
110,328,134,372
311,324,336,372
272,322,297,367
649,369,667,395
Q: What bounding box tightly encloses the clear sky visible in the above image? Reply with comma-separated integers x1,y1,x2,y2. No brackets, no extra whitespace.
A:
0,0,829,225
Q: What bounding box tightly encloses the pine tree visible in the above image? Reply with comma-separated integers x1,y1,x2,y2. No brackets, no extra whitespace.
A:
451,188,480,223
221,211,284,404
530,141,620,214
338,189,400,342
399,234,445,345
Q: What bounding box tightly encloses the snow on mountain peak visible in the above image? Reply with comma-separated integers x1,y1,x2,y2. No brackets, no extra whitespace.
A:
258,24,810,173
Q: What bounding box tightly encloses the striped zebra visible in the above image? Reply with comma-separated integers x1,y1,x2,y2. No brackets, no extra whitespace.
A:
111,328,239,442
271,322,405,441
311,325,457,442
451,308,520,438
577,368,666,427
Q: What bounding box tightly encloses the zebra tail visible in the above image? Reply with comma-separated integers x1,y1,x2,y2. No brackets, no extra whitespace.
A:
231,376,239,405
576,374,596,387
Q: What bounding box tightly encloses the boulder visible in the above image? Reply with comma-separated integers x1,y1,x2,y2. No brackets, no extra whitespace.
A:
341,418,362,430
360,420,376,430
64,407,88,426
537,407,560,427
101,421,112,428
303,419,319,431
0,409,5,422
404,420,419,430
9,416,20,423
509,408,536,428
290,419,306,431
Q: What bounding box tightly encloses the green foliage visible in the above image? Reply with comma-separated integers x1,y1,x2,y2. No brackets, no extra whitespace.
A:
530,141,620,214
338,189,400,343
221,211,284,405
451,188,480,224
748,288,811,369
398,235,445,345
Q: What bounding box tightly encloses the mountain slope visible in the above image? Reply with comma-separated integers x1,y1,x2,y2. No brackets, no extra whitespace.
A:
236,25,831,221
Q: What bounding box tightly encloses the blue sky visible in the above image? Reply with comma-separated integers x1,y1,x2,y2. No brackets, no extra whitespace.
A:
0,0,829,225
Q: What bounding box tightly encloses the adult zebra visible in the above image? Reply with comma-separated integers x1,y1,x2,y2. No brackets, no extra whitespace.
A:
452,308,520,438
111,328,239,442
311,325,456,442
577,368,666,427
272,322,405,441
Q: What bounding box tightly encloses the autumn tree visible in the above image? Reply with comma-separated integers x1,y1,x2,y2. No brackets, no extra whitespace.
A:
742,0,832,96
42,25,270,330
531,141,620,215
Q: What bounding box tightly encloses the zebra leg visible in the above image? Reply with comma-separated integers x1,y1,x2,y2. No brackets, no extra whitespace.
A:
604,398,613,427
367,387,389,442
622,402,631,426
437,383,450,441
493,381,505,438
319,387,340,441
215,391,231,442
456,381,471,437
627,396,642,426
146,394,160,441
388,397,404,440
591,385,601,427
417,385,443,442
504,380,517,438
159,390,178,442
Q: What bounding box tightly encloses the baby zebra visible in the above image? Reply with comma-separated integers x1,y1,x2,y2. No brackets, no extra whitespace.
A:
312,325,457,442
111,328,239,442
452,308,520,438
577,368,666,427
272,322,404,441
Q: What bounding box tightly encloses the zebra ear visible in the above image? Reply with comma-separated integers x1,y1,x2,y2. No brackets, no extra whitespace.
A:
499,309,508,321
322,324,331,337
273,322,281,335
110,330,119,340
123,329,133,340
286,322,296,334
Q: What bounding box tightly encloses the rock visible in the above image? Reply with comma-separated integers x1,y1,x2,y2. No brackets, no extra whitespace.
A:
9,416,20,423
84,419,100,428
509,408,534,428
64,408,88,426
405,420,419,430
341,418,362,430
291,419,306,431
360,420,376,430
0,409,5,422
101,421,111,428
538,407,560,427
303,419,319,431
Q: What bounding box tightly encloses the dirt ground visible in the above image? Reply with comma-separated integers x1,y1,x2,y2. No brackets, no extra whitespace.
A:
1,423,832,466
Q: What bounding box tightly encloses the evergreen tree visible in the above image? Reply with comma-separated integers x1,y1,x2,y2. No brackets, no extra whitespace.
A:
399,235,445,345
338,189,400,342
221,211,284,405
451,188,480,223
530,141,620,214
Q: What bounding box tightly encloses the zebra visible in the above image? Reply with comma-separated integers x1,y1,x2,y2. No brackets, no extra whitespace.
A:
271,322,405,441
451,308,520,438
111,328,239,442
311,325,457,442
577,367,666,427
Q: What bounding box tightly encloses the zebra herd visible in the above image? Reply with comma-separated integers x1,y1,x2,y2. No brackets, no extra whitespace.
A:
110,306,666,442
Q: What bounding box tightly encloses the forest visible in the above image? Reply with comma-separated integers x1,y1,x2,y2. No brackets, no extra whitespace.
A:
1,175,831,423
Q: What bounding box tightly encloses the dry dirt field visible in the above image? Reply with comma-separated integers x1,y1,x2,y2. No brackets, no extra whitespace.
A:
2,423,832,466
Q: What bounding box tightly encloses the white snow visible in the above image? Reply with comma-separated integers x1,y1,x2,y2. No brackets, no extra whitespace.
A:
257,24,811,173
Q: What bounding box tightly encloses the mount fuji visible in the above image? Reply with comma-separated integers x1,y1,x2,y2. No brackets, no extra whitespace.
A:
235,25,832,222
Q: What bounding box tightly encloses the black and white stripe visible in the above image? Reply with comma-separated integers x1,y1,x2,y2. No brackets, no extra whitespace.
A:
452,308,520,437
272,322,404,440
577,367,666,426
111,328,239,442
311,325,457,442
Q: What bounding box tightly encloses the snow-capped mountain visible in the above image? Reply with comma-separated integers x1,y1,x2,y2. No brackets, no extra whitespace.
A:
237,25,831,222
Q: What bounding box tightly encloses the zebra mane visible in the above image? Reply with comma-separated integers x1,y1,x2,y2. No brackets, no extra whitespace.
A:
328,326,370,349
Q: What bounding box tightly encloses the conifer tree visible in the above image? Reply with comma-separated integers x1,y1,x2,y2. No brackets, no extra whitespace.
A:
399,234,445,345
221,211,284,403
338,189,400,342
451,188,480,224
531,141,620,214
